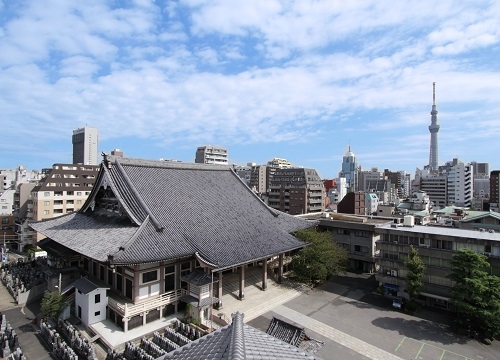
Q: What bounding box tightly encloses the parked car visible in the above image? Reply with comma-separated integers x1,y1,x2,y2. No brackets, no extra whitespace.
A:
392,298,405,309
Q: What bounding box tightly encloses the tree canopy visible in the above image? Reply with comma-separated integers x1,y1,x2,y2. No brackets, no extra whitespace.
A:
40,291,66,320
404,245,425,300
448,248,500,339
291,228,348,285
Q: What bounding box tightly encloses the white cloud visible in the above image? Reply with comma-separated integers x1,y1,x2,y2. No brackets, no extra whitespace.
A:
1,0,500,175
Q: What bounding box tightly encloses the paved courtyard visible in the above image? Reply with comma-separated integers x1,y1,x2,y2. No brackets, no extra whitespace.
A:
243,273,500,360
1,270,499,360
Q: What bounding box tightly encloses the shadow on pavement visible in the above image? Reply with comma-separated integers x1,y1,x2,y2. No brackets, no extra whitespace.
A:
371,316,468,345
18,323,37,333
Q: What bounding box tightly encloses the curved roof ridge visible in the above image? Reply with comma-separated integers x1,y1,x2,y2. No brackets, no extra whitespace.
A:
229,312,246,360
112,215,151,260
114,158,164,232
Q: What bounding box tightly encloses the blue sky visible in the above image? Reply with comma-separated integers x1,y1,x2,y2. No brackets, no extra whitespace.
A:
1,0,500,179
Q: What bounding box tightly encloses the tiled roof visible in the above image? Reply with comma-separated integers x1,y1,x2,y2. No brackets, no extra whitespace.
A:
158,312,321,360
181,269,218,286
266,317,305,347
73,278,106,294
31,156,315,268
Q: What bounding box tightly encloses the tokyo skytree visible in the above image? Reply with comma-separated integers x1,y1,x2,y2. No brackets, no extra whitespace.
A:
428,82,439,171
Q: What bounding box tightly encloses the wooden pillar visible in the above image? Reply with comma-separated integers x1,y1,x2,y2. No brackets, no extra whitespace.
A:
261,258,268,291
278,253,284,284
238,265,245,300
123,317,129,332
217,271,223,308
143,311,148,326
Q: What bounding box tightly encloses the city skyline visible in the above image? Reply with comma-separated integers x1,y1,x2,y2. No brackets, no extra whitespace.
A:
1,1,500,178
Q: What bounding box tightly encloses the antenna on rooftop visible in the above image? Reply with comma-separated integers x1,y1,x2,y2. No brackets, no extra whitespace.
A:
432,82,436,105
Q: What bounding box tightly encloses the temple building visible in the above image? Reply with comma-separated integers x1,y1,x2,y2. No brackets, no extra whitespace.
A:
31,155,314,333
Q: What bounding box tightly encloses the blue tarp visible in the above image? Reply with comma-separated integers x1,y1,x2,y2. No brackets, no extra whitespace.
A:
384,283,399,290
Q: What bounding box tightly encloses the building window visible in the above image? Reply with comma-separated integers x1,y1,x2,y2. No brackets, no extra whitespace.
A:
100,265,105,281
44,201,50,206
77,192,82,196
95,293,101,303
44,192,50,196
165,265,176,292
431,239,453,250
141,270,158,284
354,231,369,238
180,261,191,276
383,252,398,260
94,311,100,316
1,218,8,224
43,210,50,215
354,245,369,253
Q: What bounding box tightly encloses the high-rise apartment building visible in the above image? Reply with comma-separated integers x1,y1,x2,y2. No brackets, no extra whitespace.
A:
414,159,473,209
358,168,387,193
442,158,473,207
491,170,500,213
249,165,268,194
267,167,324,215
267,158,292,169
384,169,411,199
471,161,489,176
26,163,100,243
414,169,447,209
195,146,228,165
1,166,42,191
72,127,99,165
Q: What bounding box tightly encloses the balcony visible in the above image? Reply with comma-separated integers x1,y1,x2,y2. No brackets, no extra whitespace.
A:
107,288,186,319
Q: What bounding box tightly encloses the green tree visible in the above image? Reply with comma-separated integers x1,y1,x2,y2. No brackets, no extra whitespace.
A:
291,228,348,285
404,245,425,300
40,291,66,320
448,248,500,339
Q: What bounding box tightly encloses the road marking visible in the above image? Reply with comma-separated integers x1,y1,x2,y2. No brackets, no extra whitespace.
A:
439,349,445,360
395,336,472,360
395,336,406,352
273,305,404,360
415,342,425,359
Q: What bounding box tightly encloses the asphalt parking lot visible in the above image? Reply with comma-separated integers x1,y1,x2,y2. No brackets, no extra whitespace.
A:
248,273,500,360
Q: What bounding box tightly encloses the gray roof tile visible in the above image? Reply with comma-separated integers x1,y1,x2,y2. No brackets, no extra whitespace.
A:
157,312,322,360
31,156,316,268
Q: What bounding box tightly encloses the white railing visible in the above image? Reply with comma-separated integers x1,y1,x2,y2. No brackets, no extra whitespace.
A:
108,289,186,318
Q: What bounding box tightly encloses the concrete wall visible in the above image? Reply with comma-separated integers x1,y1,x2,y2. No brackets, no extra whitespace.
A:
16,283,46,305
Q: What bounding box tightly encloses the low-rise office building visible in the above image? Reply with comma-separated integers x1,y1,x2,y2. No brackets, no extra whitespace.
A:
375,218,500,310
303,213,391,273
